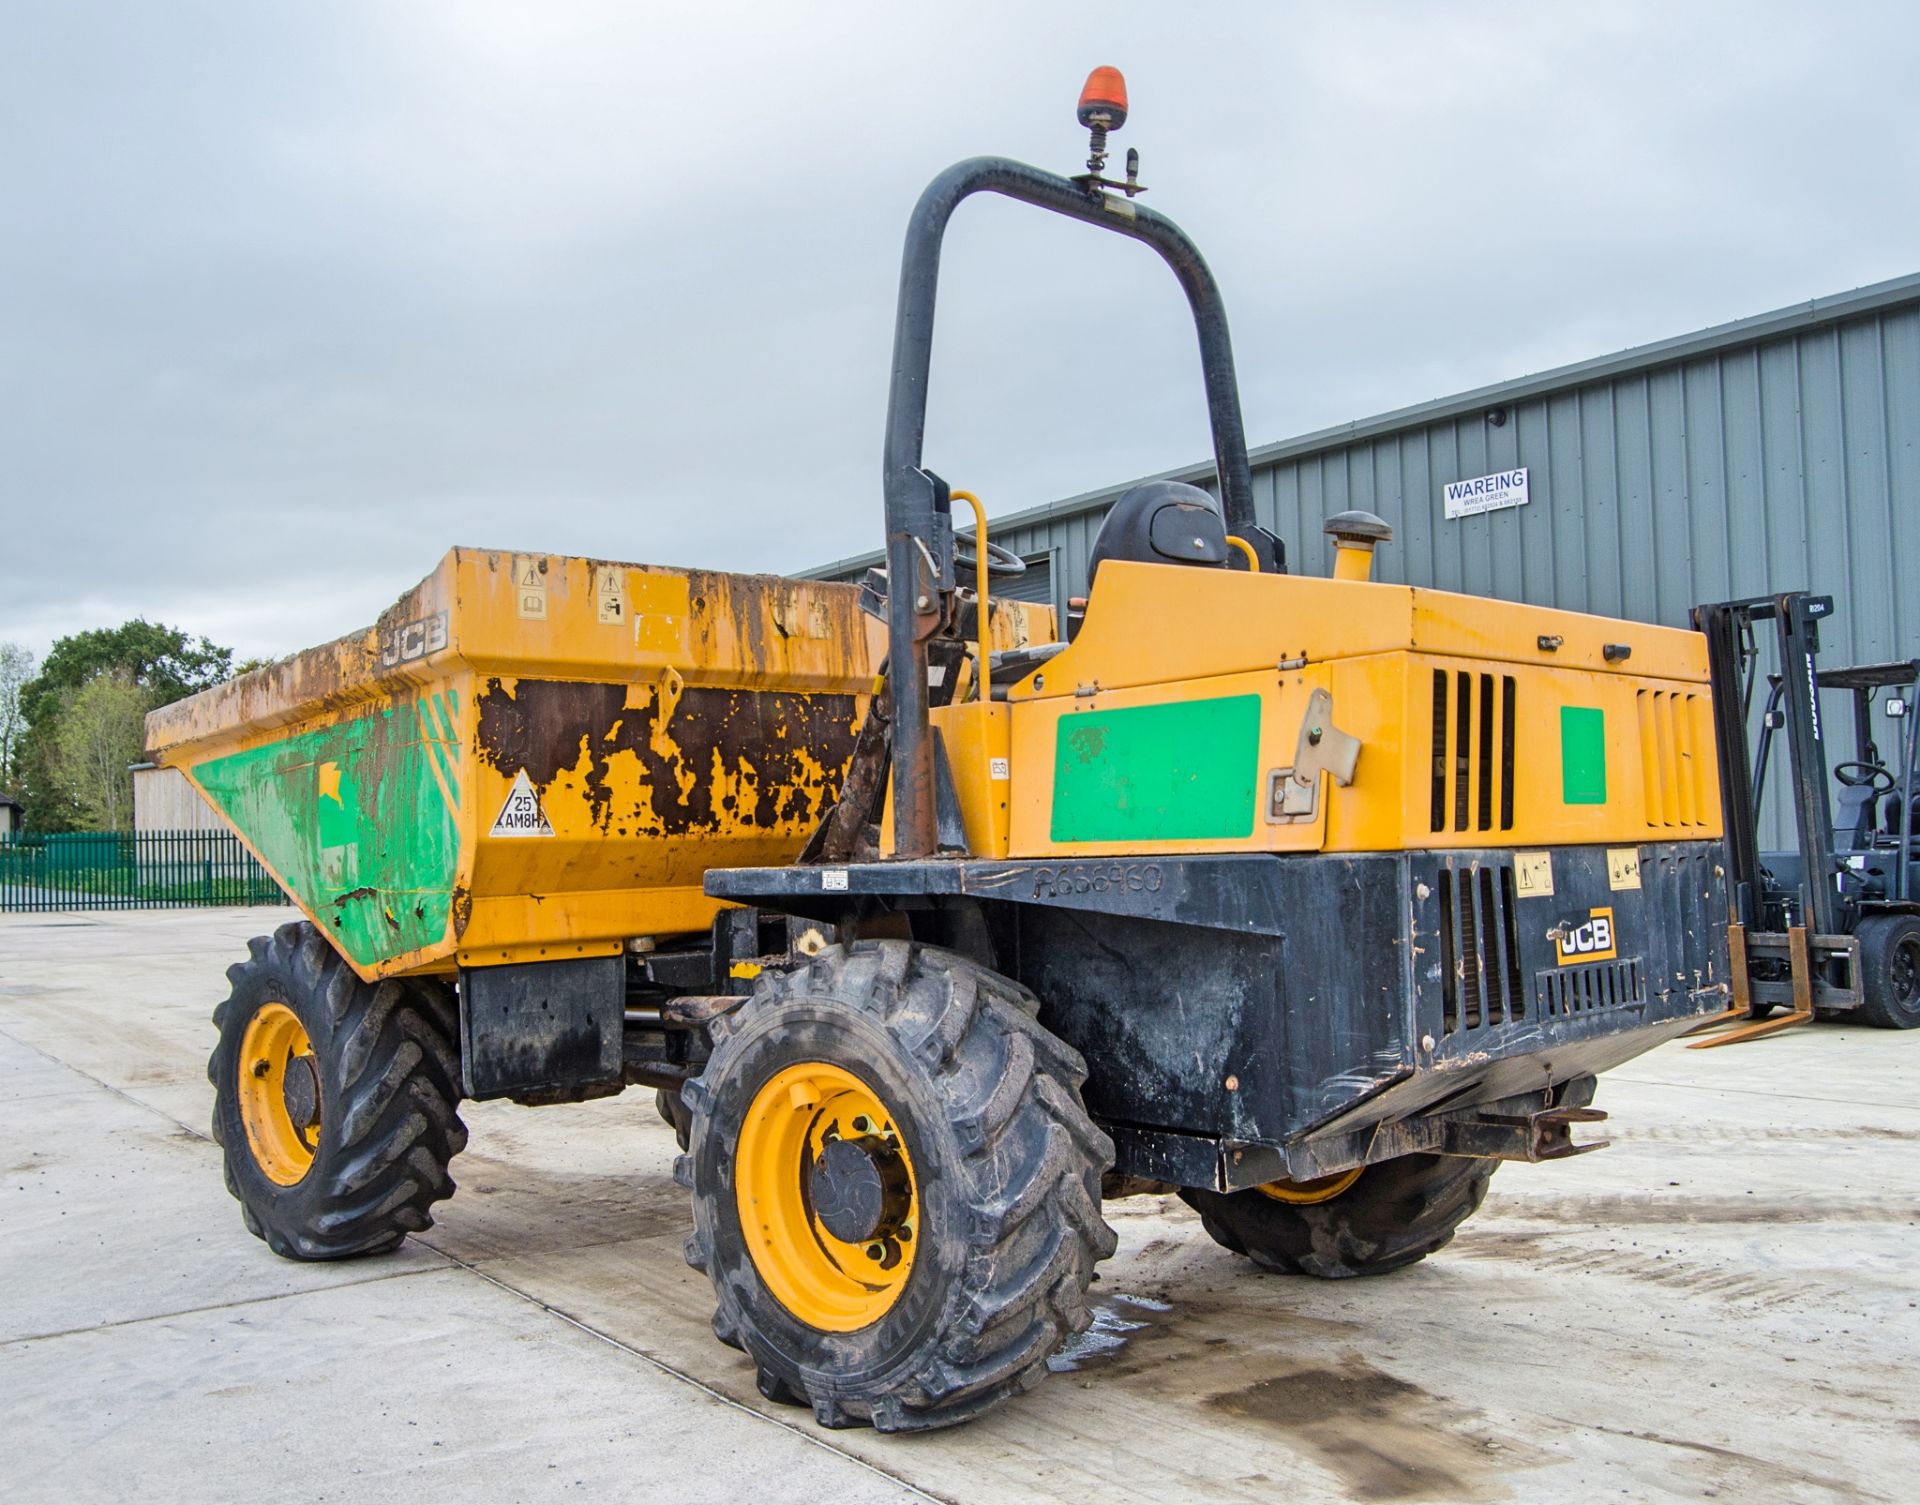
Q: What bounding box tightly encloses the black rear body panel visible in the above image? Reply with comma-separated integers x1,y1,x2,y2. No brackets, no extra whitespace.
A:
709,842,1730,1189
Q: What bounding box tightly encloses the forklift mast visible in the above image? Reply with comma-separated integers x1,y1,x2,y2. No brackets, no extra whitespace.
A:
1693,593,1839,936
1692,590,1920,1041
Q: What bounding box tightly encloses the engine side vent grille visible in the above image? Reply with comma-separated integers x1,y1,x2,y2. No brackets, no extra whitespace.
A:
1430,670,1517,834
1636,688,1712,831
1437,861,1526,1034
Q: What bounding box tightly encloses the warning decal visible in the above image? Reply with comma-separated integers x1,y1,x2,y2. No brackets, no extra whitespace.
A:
513,554,548,620
489,769,554,838
594,565,626,625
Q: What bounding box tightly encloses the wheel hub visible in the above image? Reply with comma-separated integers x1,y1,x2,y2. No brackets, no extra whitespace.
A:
236,1000,321,1186
810,1135,911,1244
281,1054,321,1136
733,1060,920,1332
1894,937,1919,1005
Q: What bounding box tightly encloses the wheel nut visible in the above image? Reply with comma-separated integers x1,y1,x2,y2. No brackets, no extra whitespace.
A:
865,1243,885,1261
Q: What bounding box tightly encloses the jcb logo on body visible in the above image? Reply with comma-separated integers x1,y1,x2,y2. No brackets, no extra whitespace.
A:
1554,906,1617,966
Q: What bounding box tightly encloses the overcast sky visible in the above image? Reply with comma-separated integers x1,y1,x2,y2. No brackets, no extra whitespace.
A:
4,1,1917,664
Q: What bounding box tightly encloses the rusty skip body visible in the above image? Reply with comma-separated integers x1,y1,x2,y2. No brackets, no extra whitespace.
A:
144,548,1052,980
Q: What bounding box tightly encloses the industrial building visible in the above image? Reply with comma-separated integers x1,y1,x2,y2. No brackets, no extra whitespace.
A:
808,271,1919,666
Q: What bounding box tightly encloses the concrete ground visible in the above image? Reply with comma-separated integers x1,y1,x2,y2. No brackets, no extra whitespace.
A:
3,907,1917,1505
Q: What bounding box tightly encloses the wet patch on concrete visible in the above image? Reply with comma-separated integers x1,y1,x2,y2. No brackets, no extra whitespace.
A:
1206,1355,1537,1502
1046,1293,1173,1372
1045,1282,1364,1386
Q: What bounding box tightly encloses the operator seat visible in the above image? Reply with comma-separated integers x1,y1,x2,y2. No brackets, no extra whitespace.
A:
1058,480,1230,645
992,481,1233,684
1088,479,1231,579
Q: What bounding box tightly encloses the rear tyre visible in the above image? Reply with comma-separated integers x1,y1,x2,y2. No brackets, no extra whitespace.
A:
679,940,1116,1433
1180,1153,1496,1278
1855,913,1920,1029
209,921,468,1259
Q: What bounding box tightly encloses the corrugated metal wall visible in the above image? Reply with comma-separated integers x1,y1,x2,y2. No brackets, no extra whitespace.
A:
986,299,1920,666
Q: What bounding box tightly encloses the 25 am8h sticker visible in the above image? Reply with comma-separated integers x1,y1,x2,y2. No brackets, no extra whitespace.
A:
489,769,554,837
1555,906,1617,965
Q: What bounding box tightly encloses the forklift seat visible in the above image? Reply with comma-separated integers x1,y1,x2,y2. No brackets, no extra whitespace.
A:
1882,790,1920,842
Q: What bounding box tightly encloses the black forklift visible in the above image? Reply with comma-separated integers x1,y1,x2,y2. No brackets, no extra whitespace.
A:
1693,591,1920,1044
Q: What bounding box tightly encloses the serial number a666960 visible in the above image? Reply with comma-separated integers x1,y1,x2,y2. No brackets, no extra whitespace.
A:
1030,862,1164,898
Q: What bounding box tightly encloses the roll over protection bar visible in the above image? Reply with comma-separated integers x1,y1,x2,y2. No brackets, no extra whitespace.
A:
882,155,1257,858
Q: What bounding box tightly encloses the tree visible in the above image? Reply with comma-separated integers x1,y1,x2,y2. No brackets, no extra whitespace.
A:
18,620,231,731
49,669,152,831
15,620,235,830
0,642,32,792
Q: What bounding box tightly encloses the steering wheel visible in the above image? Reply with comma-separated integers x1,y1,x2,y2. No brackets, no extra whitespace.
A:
1833,761,1896,792
954,537,1028,578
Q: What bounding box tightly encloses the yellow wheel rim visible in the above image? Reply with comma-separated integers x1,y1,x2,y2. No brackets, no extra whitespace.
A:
238,1001,321,1186
1255,1167,1362,1205
734,1061,918,1333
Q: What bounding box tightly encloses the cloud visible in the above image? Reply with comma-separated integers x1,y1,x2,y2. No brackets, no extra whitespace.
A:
3,1,1916,660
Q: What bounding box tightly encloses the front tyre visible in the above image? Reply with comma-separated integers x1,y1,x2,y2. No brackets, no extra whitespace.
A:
209,921,468,1259
1181,1153,1496,1279
1855,913,1920,1029
680,940,1117,1432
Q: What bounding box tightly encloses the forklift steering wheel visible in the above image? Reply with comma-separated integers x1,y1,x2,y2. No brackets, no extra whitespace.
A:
954,538,1028,578
1833,761,1896,792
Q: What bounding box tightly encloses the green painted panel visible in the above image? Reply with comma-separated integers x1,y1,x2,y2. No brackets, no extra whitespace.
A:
1050,694,1261,843
1560,705,1608,805
193,699,459,969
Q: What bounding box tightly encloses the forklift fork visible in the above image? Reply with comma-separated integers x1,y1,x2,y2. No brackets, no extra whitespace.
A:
1688,923,1816,1048
1684,920,1755,1035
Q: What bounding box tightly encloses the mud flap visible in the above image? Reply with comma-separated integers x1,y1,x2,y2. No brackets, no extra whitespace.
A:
459,955,624,1099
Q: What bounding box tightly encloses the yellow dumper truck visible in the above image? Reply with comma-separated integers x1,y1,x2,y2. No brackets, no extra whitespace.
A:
148,73,1732,1432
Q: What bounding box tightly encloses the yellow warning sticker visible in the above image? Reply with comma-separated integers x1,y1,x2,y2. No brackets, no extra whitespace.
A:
513,554,547,621
1513,851,1554,898
595,565,626,625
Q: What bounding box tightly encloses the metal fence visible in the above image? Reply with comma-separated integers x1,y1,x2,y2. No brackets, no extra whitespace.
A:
0,830,284,912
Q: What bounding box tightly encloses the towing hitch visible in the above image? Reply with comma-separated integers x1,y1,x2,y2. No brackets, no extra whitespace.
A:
1265,1098,1613,1186
1439,1105,1610,1162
